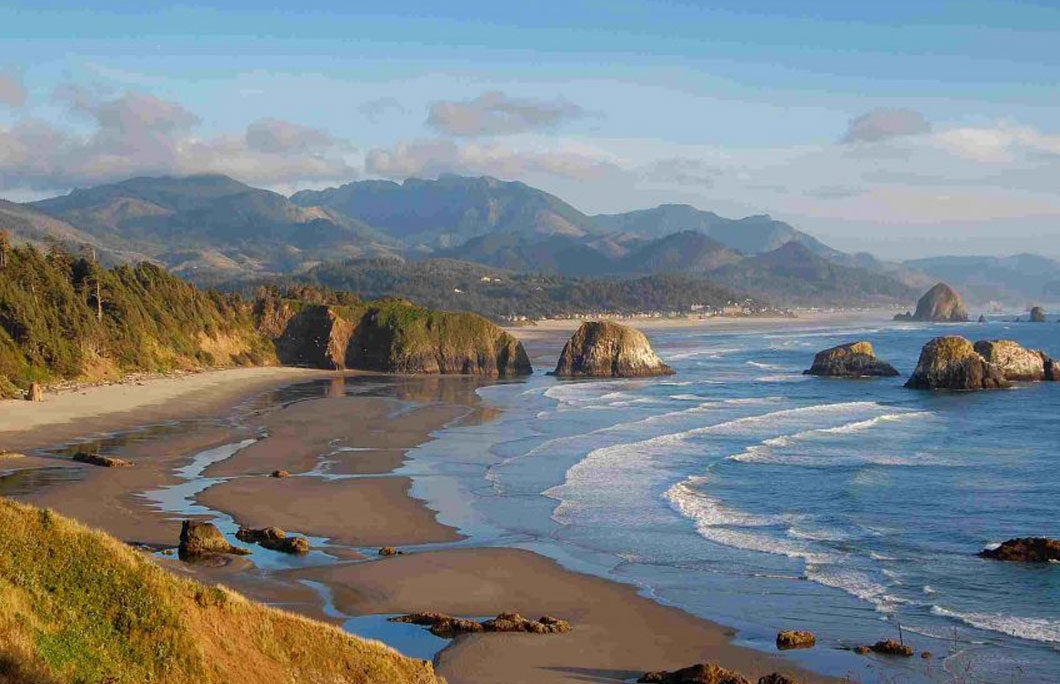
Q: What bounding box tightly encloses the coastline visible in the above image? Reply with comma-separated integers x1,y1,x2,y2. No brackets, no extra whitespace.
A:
1,362,842,684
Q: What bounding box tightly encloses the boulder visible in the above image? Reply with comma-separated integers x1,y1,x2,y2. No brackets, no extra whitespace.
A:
1030,306,1047,323
552,321,674,378
178,520,249,560
27,382,43,402
904,336,1009,390
973,340,1051,381
378,546,403,556
270,469,290,478
979,537,1060,562
235,526,309,554
390,611,570,638
637,663,751,684
72,451,132,468
895,282,968,322
869,640,914,657
803,341,898,378
775,630,816,650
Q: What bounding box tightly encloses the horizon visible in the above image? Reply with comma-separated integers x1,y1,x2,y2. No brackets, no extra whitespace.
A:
1,1,1059,260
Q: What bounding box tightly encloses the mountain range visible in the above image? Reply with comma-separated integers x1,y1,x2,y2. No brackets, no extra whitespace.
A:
2,172,1056,308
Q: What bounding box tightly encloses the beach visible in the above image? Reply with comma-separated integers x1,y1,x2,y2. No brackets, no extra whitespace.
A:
0,359,840,684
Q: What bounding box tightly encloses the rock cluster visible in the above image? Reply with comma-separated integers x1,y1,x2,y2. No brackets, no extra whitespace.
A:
72,451,132,468
552,321,674,378
637,663,800,684
979,537,1060,562
390,611,571,638
775,630,816,650
973,340,1056,382
904,336,1009,390
178,520,249,560
803,341,898,378
894,282,968,322
235,526,310,554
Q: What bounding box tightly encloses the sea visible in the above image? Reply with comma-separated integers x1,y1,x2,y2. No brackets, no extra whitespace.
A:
400,314,1060,684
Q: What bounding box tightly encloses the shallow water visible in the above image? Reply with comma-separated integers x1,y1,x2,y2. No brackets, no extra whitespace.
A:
404,316,1060,683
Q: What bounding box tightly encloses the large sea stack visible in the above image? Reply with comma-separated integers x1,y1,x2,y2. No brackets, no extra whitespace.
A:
552,321,674,378
803,341,899,378
895,282,968,322
973,340,1056,382
905,336,1009,390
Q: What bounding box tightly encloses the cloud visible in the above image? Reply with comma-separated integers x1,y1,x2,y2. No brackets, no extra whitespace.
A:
841,108,931,144
427,91,583,137
932,124,1060,162
640,157,721,186
0,87,356,191
358,97,404,124
365,138,621,181
0,72,27,108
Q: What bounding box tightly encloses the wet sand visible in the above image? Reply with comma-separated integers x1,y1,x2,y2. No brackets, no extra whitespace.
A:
293,548,839,684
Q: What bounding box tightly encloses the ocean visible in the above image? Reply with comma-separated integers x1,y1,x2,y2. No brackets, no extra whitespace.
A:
403,315,1060,683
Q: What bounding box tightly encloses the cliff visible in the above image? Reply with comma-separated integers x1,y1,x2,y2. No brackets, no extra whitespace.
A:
0,498,442,684
552,321,674,378
894,282,968,322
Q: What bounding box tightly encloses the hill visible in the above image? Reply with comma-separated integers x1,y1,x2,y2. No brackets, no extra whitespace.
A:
616,230,742,274
0,200,148,265
0,498,441,684
434,232,616,276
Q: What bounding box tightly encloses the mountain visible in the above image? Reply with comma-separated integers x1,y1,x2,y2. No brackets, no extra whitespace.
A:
433,232,616,275
0,199,150,264
30,174,397,282
710,242,917,306
903,254,1060,306
616,230,742,274
291,174,595,249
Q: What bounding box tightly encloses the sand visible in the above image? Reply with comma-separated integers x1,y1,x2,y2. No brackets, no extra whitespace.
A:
292,548,839,684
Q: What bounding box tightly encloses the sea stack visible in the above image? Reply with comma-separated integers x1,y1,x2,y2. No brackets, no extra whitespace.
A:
552,321,674,378
803,341,899,378
905,336,1009,390
973,340,1056,382
895,282,968,322
1029,306,1046,323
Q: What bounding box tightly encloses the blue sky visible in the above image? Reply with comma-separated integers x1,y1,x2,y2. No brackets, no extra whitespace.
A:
1,1,1058,258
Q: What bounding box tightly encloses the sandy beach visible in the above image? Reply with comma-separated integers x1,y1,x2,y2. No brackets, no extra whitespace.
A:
0,360,845,684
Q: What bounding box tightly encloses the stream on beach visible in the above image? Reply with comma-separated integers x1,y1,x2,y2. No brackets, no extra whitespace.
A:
5,315,1058,683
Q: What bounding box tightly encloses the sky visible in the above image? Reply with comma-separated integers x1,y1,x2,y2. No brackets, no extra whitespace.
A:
0,0,1058,259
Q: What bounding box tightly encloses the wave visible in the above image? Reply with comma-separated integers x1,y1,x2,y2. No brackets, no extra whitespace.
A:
931,606,1060,644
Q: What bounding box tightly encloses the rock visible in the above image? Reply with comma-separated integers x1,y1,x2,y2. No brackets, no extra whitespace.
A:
378,546,403,556
1046,358,1060,382
921,651,933,659
27,382,43,402
869,640,914,657
775,630,816,650
803,341,898,378
973,340,1053,381
236,526,310,554
270,469,290,478
552,321,674,378
979,537,1060,562
637,663,751,684
178,520,249,560
756,676,800,684
978,314,987,323
909,282,969,322
390,611,570,638
389,612,485,637
904,336,1010,390
71,451,132,468
853,646,871,655
1030,306,1047,322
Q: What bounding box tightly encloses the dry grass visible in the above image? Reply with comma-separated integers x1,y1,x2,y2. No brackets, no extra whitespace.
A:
0,498,443,684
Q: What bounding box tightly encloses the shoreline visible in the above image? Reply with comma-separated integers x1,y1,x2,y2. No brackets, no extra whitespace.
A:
1,367,842,684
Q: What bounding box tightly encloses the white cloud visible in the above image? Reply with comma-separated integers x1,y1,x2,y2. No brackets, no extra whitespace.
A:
932,124,1060,162
245,118,348,154
427,91,584,137
842,108,931,144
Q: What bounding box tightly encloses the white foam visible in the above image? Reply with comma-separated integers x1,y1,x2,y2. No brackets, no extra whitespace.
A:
931,606,1060,644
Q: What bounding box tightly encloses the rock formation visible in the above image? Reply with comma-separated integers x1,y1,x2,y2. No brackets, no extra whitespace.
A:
904,336,1009,390
803,341,898,378
1030,306,1046,322
973,340,1056,382
978,314,987,323
390,611,571,638
235,526,310,554
72,451,132,467
894,282,968,322
637,663,799,684
27,382,43,402
868,640,914,657
776,630,816,650
551,321,674,378
178,520,250,560
979,537,1060,562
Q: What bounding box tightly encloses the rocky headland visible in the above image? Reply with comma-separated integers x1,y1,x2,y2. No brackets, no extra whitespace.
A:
904,336,1009,390
894,282,968,322
803,341,898,378
551,321,674,378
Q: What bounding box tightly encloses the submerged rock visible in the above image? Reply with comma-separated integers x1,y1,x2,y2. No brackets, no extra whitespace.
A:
1030,306,1047,323
904,336,1009,390
973,340,1054,382
803,341,898,378
775,630,816,650
979,537,1060,562
552,321,674,378
894,282,968,322
72,451,132,468
178,520,249,560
